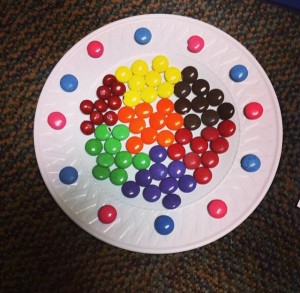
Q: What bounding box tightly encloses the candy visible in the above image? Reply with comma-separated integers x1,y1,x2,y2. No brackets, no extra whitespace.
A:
201,109,219,126
190,137,208,154
152,55,169,72
135,169,152,186
164,67,182,84
98,205,117,224
103,74,117,87
122,181,140,198
129,117,146,134
149,145,167,163
115,65,132,83
167,161,186,178
123,90,141,107
94,124,111,141
166,113,184,130
187,35,204,53
59,166,78,184
167,143,186,160
104,138,121,155
135,102,153,118
218,120,236,137
107,95,122,110
80,100,94,114
241,154,261,172
181,66,198,83
201,126,219,141
175,128,193,145
60,74,78,92
156,99,174,115
162,194,181,209
80,120,94,135
96,85,111,100
159,177,178,194
149,163,168,180
217,103,235,120
94,99,108,112
229,64,248,82
174,81,191,98
244,102,263,119
85,138,103,156
131,59,149,76
157,130,175,147
110,168,128,185
207,200,227,218
149,112,166,130
141,86,158,103
92,165,110,180
184,113,201,130
143,185,161,202
191,96,209,113
183,152,201,170
154,215,174,235
128,75,145,91
207,89,224,106
118,106,135,123
134,27,152,45
141,127,158,144
178,175,197,193
132,152,151,170
192,79,210,96
145,71,161,87
114,151,133,169
157,82,174,98
111,81,126,95
111,124,130,141
87,40,104,58
103,110,118,126
210,137,229,154
193,167,212,184
201,151,219,168
90,111,104,125
96,153,114,167
48,112,66,130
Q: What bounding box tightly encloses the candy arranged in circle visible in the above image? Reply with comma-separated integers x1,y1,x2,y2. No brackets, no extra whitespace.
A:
241,154,261,172
98,205,117,224
154,215,174,235
60,74,78,92
87,40,104,58
244,102,263,119
187,35,205,53
229,64,248,82
134,27,152,45
207,199,227,219
59,166,78,185
47,112,66,130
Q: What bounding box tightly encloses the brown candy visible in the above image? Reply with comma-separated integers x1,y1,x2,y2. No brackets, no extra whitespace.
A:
207,89,224,106
192,79,210,96
217,102,235,120
201,109,219,126
174,81,191,98
175,98,192,114
184,113,201,130
181,66,198,84
191,96,209,113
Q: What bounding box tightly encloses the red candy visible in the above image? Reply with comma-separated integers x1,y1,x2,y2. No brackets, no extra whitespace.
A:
201,151,219,168
175,128,193,145
167,143,186,160
207,200,227,219
98,205,117,224
218,120,236,137
96,85,111,100
193,167,212,184
183,152,201,170
80,120,94,135
201,126,219,141
190,137,208,154
90,111,104,125
104,111,118,126
103,74,117,87
210,137,229,154
111,81,126,95
94,99,108,112
244,102,263,119
87,41,104,58
108,95,122,110
80,99,94,114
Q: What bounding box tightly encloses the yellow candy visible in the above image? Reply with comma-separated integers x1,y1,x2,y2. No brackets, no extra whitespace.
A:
158,82,174,98
141,86,158,103
165,67,182,84
128,75,145,91
152,55,169,73
124,90,141,107
115,66,132,83
131,60,149,77
145,71,161,87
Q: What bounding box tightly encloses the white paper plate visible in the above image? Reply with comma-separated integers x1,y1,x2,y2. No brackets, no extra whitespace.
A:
34,14,282,253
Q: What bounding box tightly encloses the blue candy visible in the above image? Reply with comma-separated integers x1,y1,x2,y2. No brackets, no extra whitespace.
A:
168,161,186,178
229,65,248,82
143,185,161,202
149,163,168,180
159,177,178,194
149,145,167,163
60,74,78,92
154,215,174,235
178,175,197,193
134,27,152,45
162,194,181,209
135,169,152,187
122,181,140,198
241,154,261,172
59,166,78,184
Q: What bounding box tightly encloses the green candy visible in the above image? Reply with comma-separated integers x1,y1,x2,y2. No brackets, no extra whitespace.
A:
96,153,114,167
104,138,121,155
112,124,130,141
85,138,103,156
132,152,151,170
110,168,128,185
94,124,111,141
92,165,110,180
114,151,132,169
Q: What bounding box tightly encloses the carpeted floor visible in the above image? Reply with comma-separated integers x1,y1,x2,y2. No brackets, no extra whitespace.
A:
1,0,299,292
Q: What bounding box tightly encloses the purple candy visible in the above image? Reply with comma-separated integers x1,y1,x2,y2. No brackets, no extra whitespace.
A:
149,163,168,180
143,185,161,202
178,175,197,193
159,177,178,194
149,145,167,163
122,181,140,198
162,194,181,209
168,161,186,178
135,169,152,186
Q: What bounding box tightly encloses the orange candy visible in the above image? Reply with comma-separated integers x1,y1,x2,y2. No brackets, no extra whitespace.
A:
141,127,158,144
118,106,135,123
156,99,174,115
126,136,144,154
149,112,166,130
157,130,175,147
135,102,153,118
129,117,146,134
166,113,184,130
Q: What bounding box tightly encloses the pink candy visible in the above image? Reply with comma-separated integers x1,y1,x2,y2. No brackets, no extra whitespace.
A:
87,40,104,58
207,199,228,218
244,102,263,119
47,112,66,130
187,35,205,53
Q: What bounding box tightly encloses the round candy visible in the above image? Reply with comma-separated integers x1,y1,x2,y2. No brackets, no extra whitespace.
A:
112,124,130,141
162,194,181,209
129,117,146,134
122,181,140,198
166,113,184,130
124,90,141,107
164,67,182,84
90,111,104,125
157,130,175,147
135,102,153,118
184,113,201,130
149,112,166,130
183,152,201,170
178,175,197,193
193,167,212,184
244,102,263,119
133,152,151,170
229,64,248,82
192,79,210,96
187,35,205,53
96,153,114,167
201,109,219,126
152,55,169,72
60,74,78,92
167,143,186,160
80,120,94,135
118,106,135,123
59,166,78,184
190,137,208,154
108,95,122,110
110,168,128,185
141,86,158,103
96,85,111,100
111,81,126,95
128,75,145,91
174,98,192,115
135,169,152,187
143,185,161,202
207,89,224,106
159,177,178,194
131,59,149,76
145,71,161,87
104,138,121,155
156,99,174,115
217,120,236,137
94,124,111,141
241,154,261,172
210,137,229,154
201,126,219,141
149,145,167,162
154,215,174,235
80,100,94,114
168,161,186,178
94,99,108,113
149,163,168,180
201,151,219,168
104,111,118,126
174,81,191,98
92,165,110,180
87,40,104,58
207,200,227,218
134,27,152,45
114,151,133,169
103,74,117,87
141,127,158,144
85,138,103,156
48,112,66,130
98,205,117,224
191,96,209,113
175,128,193,145
217,103,235,120
157,82,174,98
181,66,198,83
